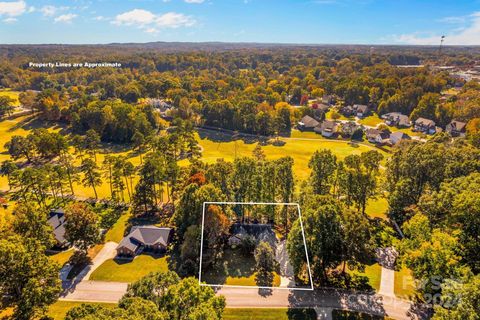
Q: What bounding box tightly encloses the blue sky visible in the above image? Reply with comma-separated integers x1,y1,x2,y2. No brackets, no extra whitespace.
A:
0,0,479,45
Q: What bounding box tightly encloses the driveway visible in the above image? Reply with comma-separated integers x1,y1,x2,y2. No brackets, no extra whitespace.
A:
81,241,119,281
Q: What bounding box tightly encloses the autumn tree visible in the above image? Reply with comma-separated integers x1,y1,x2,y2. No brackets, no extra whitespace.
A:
64,202,100,256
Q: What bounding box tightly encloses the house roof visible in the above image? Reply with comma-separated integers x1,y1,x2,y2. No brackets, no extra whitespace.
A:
299,115,320,128
353,104,369,113
320,120,337,131
390,131,411,142
384,112,410,126
117,226,172,252
47,209,66,244
447,120,467,132
415,117,435,127
366,128,390,139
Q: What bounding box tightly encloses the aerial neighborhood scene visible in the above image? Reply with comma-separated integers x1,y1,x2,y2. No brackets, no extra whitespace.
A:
1,0,480,320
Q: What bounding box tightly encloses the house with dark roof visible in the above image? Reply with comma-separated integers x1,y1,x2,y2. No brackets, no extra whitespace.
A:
321,95,335,106
47,208,69,248
446,120,467,137
366,128,390,144
389,131,411,145
314,120,337,137
228,223,277,249
116,226,172,258
298,115,320,131
414,118,436,134
382,112,411,127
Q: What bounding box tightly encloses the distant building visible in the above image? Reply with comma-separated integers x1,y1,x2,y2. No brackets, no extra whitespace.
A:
298,115,320,131
314,120,337,137
340,104,369,118
389,131,411,145
414,118,436,134
366,128,390,144
116,226,172,258
321,95,336,106
446,120,467,137
340,121,363,138
47,208,68,249
382,112,411,127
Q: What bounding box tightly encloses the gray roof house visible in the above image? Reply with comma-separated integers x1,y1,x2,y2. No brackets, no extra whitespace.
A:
353,104,369,118
314,120,337,137
228,223,277,249
446,120,467,137
298,115,320,131
382,112,411,127
414,118,436,134
116,226,172,257
47,208,68,248
390,131,411,145
366,128,390,144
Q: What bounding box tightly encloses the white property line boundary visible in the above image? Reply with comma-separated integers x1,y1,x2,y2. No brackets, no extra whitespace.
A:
199,201,314,291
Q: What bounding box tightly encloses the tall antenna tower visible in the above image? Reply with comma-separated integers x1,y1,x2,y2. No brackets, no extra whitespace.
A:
439,35,445,54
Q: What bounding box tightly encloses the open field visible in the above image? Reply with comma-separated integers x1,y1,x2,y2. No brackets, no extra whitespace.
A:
47,301,116,320
195,130,388,181
358,113,384,127
48,249,74,267
224,308,317,319
104,212,131,243
365,197,389,220
89,254,170,282
0,89,21,106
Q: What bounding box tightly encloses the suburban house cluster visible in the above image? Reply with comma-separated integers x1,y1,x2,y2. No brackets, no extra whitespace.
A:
298,98,467,145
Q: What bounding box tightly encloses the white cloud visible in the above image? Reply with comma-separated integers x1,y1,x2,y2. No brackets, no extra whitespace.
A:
113,9,195,31
40,5,69,17
3,16,16,22
393,11,480,45
184,0,205,3
0,0,26,17
54,13,77,23
113,9,156,26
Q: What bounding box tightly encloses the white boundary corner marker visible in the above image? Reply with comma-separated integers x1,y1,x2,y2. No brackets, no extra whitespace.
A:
198,201,314,291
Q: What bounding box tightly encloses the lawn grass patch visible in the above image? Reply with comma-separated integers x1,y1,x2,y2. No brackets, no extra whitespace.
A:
358,113,383,127
348,263,382,292
0,89,21,106
104,212,131,243
365,197,388,220
332,309,388,319
394,267,416,299
47,301,116,320
224,308,317,320
89,254,169,282
48,249,74,267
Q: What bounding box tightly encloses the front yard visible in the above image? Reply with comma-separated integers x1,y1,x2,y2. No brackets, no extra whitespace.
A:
224,308,317,319
89,254,170,283
202,248,281,287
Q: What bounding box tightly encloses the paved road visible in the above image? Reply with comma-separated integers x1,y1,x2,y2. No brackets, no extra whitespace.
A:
59,281,419,319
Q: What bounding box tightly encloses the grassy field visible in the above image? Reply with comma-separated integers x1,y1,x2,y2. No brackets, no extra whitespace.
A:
89,254,169,282
0,89,21,106
325,110,353,121
394,267,416,299
358,113,383,127
195,130,388,181
224,308,317,320
332,309,388,319
47,301,116,320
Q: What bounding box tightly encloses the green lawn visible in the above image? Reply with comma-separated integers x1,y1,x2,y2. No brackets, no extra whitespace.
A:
47,301,116,320
325,110,353,121
224,308,317,320
104,212,131,243
358,113,383,127
332,309,388,320
394,267,416,299
89,254,169,282
365,197,388,220
195,130,387,181
348,263,382,292
48,249,74,267
202,248,281,287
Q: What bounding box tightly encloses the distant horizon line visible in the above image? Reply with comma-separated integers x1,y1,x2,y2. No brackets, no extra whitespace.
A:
1,40,479,47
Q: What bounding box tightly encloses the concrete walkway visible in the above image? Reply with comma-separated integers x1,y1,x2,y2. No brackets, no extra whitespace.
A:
379,267,395,297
